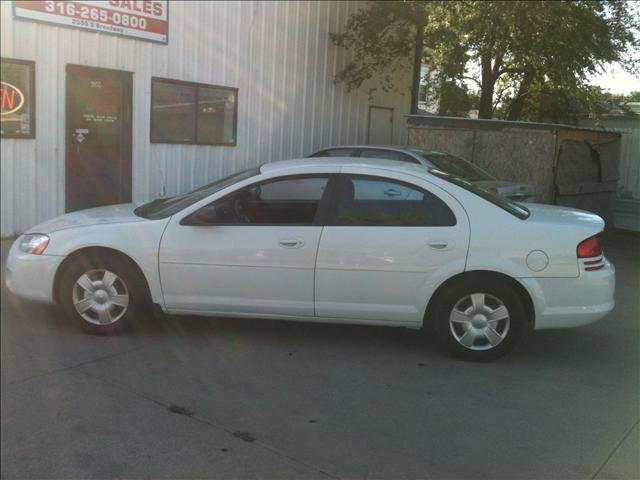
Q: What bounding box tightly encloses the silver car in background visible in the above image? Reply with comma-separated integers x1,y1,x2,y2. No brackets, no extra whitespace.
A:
309,145,536,202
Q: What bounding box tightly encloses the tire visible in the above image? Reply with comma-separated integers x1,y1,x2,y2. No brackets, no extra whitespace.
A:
431,276,527,361
59,253,149,335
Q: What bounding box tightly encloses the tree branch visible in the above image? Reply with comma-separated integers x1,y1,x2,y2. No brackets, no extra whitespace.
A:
462,76,482,87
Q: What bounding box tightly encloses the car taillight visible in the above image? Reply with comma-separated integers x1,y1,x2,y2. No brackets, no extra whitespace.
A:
577,234,602,258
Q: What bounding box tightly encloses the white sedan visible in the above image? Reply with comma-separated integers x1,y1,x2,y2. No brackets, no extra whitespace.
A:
5,158,615,360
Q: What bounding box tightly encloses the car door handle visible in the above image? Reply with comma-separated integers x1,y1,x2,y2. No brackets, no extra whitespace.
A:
428,240,452,250
279,238,304,248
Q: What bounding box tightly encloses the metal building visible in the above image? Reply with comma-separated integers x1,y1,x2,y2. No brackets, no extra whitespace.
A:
0,1,412,236
579,105,640,232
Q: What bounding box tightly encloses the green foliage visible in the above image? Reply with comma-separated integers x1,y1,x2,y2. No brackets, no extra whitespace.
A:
330,1,427,94
331,1,640,120
506,84,640,124
438,81,475,117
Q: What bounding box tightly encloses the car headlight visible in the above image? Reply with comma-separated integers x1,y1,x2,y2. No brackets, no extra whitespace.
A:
19,234,50,255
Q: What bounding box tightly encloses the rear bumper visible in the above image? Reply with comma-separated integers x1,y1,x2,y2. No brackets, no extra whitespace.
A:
520,260,616,330
5,237,62,304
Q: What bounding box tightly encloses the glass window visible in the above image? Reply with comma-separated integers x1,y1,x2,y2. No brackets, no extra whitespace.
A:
151,78,237,145
135,168,260,219
197,85,236,144
151,80,196,143
1,58,35,138
329,175,456,226
206,176,329,225
359,149,421,164
429,169,530,220
410,149,493,181
309,148,355,157
350,178,424,201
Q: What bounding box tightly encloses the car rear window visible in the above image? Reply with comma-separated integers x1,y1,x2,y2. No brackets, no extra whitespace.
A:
411,150,493,181
429,169,530,220
309,148,355,157
358,149,421,164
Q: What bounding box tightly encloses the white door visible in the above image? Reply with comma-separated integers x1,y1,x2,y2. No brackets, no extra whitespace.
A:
159,175,330,317
367,106,393,145
315,172,469,325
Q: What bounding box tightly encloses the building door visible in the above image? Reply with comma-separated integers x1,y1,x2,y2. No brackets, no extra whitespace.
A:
66,65,132,212
367,106,393,145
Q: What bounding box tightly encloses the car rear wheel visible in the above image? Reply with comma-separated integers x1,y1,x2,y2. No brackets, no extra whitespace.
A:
60,255,148,335
432,276,527,361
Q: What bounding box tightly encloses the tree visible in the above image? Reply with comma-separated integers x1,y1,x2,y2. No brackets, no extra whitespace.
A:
438,80,477,117
331,1,639,120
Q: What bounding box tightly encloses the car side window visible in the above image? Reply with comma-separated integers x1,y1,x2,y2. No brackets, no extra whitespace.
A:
328,175,456,227
358,149,421,164
309,148,355,157
190,176,330,225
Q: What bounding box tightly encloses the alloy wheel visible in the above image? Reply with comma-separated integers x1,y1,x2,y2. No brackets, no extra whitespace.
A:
72,269,129,325
449,293,510,351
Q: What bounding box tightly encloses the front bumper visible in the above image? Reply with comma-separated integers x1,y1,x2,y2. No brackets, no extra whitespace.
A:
520,260,616,330
5,237,62,304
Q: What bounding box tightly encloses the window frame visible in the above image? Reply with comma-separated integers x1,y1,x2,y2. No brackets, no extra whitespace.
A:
0,58,36,139
181,174,337,227
150,76,238,146
323,174,457,227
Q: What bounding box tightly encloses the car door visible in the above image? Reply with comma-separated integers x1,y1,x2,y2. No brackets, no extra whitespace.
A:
315,171,469,325
159,174,332,317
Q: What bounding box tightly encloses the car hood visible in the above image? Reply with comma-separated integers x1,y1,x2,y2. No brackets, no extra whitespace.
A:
26,203,147,234
521,202,605,233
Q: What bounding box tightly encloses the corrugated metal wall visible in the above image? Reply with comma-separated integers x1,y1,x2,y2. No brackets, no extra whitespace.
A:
579,117,640,231
0,1,412,236
579,117,640,200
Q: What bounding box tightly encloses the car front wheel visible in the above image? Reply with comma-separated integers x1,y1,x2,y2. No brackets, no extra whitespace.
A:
59,255,148,335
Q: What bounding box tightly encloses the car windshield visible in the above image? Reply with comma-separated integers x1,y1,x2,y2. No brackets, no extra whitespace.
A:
134,167,261,219
429,168,530,220
410,150,494,182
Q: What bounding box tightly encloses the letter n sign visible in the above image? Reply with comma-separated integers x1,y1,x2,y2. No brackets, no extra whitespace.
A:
0,58,35,138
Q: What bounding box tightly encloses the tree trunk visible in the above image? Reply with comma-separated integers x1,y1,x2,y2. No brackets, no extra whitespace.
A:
478,83,496,119
477,51,506,119
410,23,424,115
507,67,535,120
478,54,496,119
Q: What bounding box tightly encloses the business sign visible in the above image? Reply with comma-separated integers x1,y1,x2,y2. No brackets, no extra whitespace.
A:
13,1,168,44
0,82,24,116
1,59,35,138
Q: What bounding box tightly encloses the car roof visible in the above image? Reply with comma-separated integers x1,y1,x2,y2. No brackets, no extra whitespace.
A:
311,145,443,155
260,157,430,175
